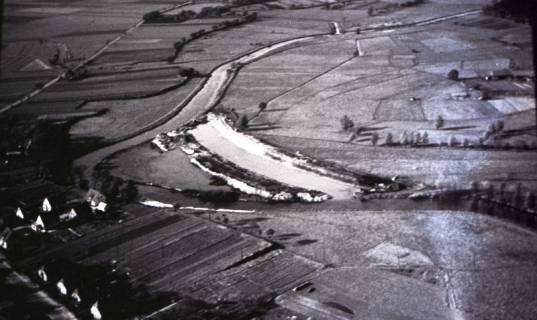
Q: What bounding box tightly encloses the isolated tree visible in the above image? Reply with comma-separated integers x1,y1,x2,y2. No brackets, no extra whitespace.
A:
447,69,459,81
435,115,444,129
340,115,354,132
463,138,470,147
371,133,379,145
415,132,422,144
385,132,393,145
495,119,504,132
258,102,267,112
367,7,374,16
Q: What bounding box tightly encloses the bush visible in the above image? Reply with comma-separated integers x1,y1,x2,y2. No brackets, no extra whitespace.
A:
179,67,198,78
65,67,88,81
173,41,183,51
236,114,249,130
340,115,354,132
143,10,162,21
447,69,459,81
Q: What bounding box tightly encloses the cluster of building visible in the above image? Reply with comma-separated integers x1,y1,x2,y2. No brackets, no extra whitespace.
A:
0,192,107,252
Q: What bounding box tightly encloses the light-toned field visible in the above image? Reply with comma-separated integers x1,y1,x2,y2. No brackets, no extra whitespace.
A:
259,133,537,190
216,208,537,320
208,6,535,190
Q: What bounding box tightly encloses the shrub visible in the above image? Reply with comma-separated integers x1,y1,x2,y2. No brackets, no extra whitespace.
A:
65,67,88,81
447,69,459,81
179,67,198,77
143,10,162,21
340,115,354,132
236,114,249,130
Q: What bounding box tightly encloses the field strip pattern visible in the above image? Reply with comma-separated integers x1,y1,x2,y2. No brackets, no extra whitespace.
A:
17,208,322,304
0,1,193,114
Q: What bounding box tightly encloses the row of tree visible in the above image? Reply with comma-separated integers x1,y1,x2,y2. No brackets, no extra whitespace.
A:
169,12,258,61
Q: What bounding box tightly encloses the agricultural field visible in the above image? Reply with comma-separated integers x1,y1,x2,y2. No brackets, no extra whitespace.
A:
214,208,537,320
1,0,537,319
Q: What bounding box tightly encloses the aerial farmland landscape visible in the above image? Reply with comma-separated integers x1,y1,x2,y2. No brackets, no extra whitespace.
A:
1,0,537,319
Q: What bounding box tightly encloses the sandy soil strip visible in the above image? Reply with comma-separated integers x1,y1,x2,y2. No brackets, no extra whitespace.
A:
190,114,358,200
